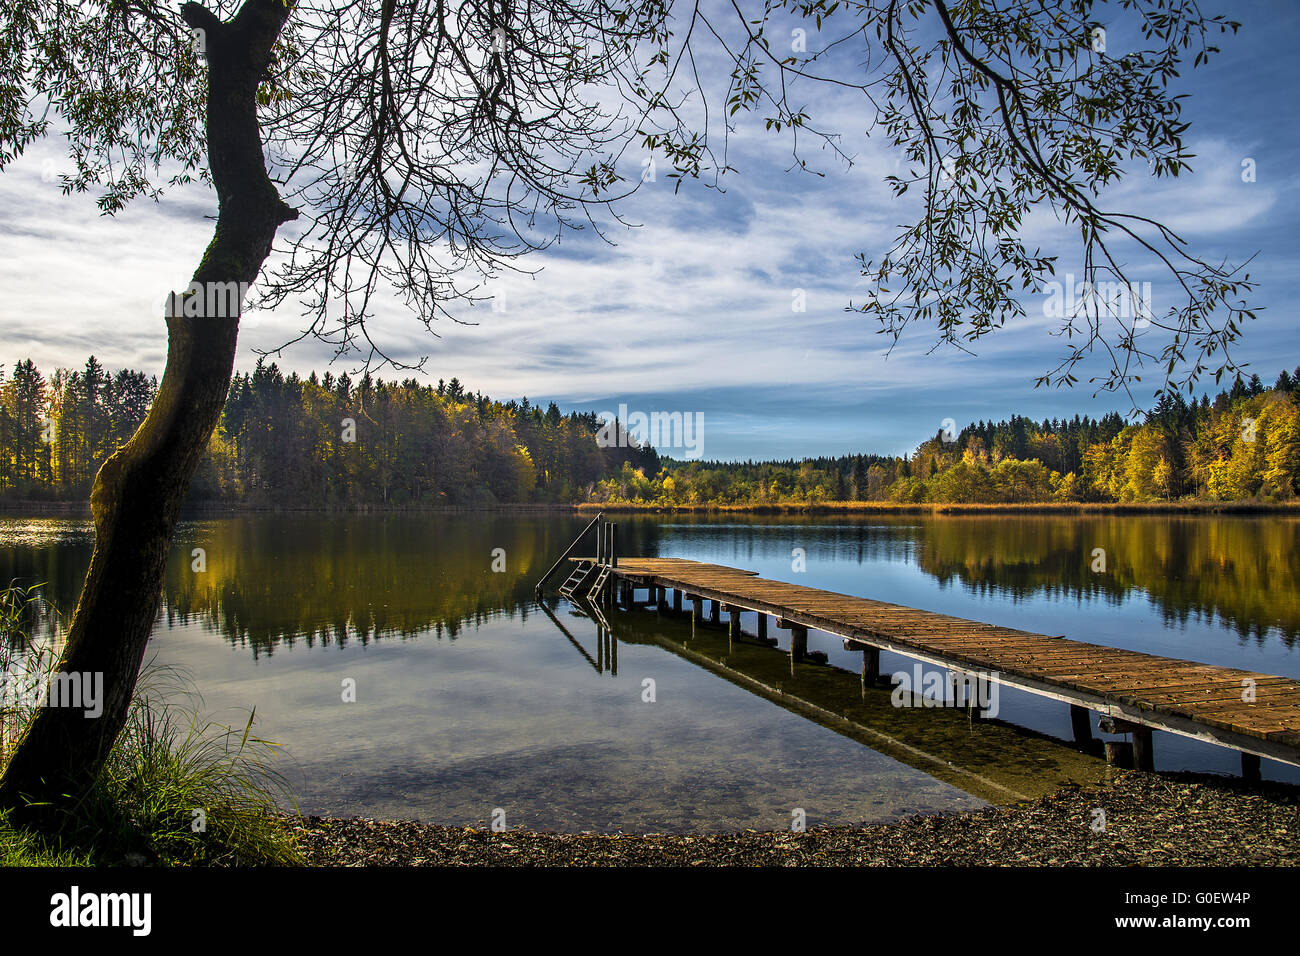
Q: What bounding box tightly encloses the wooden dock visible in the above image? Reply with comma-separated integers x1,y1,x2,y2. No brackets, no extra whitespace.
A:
560,555,1300,774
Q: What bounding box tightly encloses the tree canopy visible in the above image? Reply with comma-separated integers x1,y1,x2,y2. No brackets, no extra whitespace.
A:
2,0,1255,394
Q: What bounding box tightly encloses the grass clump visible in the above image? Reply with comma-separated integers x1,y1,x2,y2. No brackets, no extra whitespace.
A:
1,582,303,866
68,687,305,866
0,807,94,866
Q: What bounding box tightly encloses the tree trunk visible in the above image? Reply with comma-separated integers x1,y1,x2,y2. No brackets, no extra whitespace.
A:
0,0,296,821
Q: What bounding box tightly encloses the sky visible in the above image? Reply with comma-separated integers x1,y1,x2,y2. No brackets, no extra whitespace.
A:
1,0,1297,461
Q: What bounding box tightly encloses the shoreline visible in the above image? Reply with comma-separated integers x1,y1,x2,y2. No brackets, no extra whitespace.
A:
578,500,1300,515
3,499,1299,518
0,500,581,518
289,770,1300,867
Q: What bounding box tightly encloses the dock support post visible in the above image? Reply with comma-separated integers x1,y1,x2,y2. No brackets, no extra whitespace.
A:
605,525,616,604
790,626,808,663
1132,726,1154,771
1070,705,1094,747
1242,752,1261,782
728,607,741,637
862,647,880,686
758,614,768,640
673,589,682,614
709,600,720,625
1104,741,1134,769
1099,717,1152,770
691,596,703,623
954,672,987,720
950,671,966,709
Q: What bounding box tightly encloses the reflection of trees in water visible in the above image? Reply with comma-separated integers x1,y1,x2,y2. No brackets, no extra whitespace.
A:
0,529,92,643
2,515,668,658
164,521,523,658
160,516,667,658
5,514,1294,653
911,516,1300,647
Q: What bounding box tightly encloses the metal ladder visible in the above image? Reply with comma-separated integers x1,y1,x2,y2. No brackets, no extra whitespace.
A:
534,512,619,602
558,560,595,598
585,564,612,600
584,592,612,633
534,513,603,596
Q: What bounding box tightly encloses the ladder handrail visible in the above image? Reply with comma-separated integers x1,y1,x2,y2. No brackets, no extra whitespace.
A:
534,512,603,595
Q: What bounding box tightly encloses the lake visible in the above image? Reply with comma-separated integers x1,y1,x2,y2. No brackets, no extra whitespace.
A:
2,511,1298,832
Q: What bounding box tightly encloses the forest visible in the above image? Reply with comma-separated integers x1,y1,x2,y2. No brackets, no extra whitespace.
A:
591,371,1300,505
3,356,1299,506
0,357,657,505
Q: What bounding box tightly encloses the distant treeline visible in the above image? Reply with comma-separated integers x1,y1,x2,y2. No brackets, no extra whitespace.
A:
591,371,1300,505
4,356,1299,506
0,357,658,505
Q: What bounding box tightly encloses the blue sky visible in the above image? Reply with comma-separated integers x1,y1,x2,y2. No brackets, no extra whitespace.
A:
1,1,1297,460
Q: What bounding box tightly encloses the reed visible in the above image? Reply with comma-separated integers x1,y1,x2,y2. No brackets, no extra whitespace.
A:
0,582,302,866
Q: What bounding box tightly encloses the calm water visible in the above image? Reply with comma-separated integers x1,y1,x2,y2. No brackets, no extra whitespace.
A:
2,512,1299,831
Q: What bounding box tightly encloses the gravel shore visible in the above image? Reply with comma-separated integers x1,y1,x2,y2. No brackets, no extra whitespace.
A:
291,770,1300,866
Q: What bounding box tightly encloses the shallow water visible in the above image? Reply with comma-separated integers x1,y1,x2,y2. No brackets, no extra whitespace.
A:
2,512,1297,831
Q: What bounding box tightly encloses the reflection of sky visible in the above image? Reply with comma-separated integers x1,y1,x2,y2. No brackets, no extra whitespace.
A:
158,611,982,831
4,3,1299,460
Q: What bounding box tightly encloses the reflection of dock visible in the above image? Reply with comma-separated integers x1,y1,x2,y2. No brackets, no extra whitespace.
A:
612,610,1109,803
548,545,1300,775
538,600,617,676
